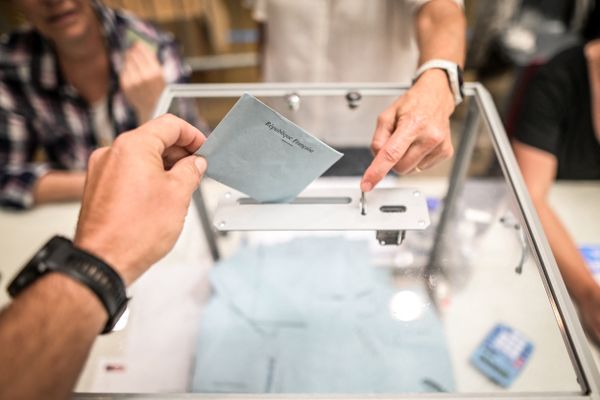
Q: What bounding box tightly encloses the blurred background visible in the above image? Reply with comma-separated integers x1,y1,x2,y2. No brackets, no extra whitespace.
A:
1,0,597,129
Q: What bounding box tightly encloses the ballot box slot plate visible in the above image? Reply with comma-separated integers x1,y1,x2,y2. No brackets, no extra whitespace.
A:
213,187,429,232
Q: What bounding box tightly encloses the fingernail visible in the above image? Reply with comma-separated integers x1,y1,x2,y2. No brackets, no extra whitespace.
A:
361,181,373,192
194,157,207,173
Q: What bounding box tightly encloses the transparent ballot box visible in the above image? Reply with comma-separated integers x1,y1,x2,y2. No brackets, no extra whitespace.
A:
75,83,600,399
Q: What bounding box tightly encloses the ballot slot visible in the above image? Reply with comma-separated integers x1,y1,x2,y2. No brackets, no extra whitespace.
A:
238,196,352,205
212,187,430,233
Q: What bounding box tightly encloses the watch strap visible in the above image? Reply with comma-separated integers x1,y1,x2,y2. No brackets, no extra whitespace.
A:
8,236,128,334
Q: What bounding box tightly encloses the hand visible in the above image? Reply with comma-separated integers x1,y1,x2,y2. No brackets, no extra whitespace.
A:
360,69,455,192
74,114,207,285
577,284,600,344
120,42,167,123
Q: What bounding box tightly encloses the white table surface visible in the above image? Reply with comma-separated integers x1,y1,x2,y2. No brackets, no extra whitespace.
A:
0,178,598,394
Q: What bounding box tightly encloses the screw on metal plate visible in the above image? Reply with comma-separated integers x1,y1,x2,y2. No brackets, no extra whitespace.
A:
376,230,406,246
286,93,301,111
500,214,528,274
346,91,362,109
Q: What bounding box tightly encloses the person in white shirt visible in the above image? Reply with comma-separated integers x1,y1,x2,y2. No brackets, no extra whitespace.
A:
253,0,466,192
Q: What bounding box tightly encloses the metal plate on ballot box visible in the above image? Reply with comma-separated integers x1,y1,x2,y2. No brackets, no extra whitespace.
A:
212,188,430,231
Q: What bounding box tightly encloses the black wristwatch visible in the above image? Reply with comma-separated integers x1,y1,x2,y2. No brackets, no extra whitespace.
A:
7,236,129,334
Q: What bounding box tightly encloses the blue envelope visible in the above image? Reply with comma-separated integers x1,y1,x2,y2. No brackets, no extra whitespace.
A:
197,93,343,203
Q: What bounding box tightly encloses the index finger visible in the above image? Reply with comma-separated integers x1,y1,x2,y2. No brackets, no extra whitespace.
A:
360,118,419,191
132,41,161,68
134,113,206,155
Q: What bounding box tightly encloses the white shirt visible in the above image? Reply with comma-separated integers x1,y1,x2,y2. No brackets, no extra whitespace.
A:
90,97,113,147
253,0,463,146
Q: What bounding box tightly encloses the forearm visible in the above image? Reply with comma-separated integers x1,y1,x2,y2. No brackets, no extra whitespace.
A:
33,171,86,205
587,55,600,141
415,0,466,66
0,273,106,400
533,198,596,304
408,0,466,116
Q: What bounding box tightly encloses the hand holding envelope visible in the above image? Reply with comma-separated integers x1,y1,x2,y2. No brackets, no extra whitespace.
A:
197,94,343,203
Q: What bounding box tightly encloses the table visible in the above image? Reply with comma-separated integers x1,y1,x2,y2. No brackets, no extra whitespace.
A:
1,179,598,394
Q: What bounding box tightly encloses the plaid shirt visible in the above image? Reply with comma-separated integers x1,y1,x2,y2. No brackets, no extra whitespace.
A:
0,2,196,209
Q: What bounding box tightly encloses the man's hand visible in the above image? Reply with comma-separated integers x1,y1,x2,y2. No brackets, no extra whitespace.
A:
120,42,167,123
360,69,455,191
74,114,207,285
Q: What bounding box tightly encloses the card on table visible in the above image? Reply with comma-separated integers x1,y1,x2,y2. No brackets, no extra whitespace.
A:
197,93,343,203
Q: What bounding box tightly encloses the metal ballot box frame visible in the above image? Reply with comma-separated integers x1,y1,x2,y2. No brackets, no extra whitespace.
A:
75,83,600,399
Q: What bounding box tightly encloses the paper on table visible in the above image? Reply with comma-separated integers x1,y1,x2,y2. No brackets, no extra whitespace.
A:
197,93,343,203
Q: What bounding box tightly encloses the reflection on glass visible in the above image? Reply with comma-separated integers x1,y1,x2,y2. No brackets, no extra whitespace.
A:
389,290,429,322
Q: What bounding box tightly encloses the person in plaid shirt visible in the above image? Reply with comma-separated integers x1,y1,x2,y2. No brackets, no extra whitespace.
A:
0,0,199,209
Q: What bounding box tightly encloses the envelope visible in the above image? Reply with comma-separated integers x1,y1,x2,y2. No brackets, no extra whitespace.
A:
197,93,343,203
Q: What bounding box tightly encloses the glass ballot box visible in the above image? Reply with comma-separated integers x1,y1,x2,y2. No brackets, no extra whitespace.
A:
72,83,600,399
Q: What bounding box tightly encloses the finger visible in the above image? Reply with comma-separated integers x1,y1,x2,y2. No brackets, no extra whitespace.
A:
125,44,150,80
414,140,454,171
135,41,160,67
128,45,147,78
168,155,206,197
389,141,430,175
389,127,447,174
370,106,397,156
361,117,420,191
134,113,206,154
163,146,192,169
132,43,163,79
120,54,134,84
121,50,144,89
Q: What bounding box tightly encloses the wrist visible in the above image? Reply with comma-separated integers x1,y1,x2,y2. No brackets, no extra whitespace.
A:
411,69,456,116
8,236,129,334
42,272,109,326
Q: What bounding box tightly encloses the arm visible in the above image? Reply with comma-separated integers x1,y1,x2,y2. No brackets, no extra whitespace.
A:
585,40,600,143
32,171,86,205
361,0,465,191
0,114,207,399
513,141,600,340
0,274,106,399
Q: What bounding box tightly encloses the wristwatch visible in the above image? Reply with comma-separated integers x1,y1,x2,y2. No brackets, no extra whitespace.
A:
413,59,464,106
7,236,129,334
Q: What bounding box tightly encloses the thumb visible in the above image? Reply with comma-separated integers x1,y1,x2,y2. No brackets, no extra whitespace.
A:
169,155,207,193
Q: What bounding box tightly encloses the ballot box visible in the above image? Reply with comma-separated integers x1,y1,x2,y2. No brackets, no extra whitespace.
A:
4,83,596,398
